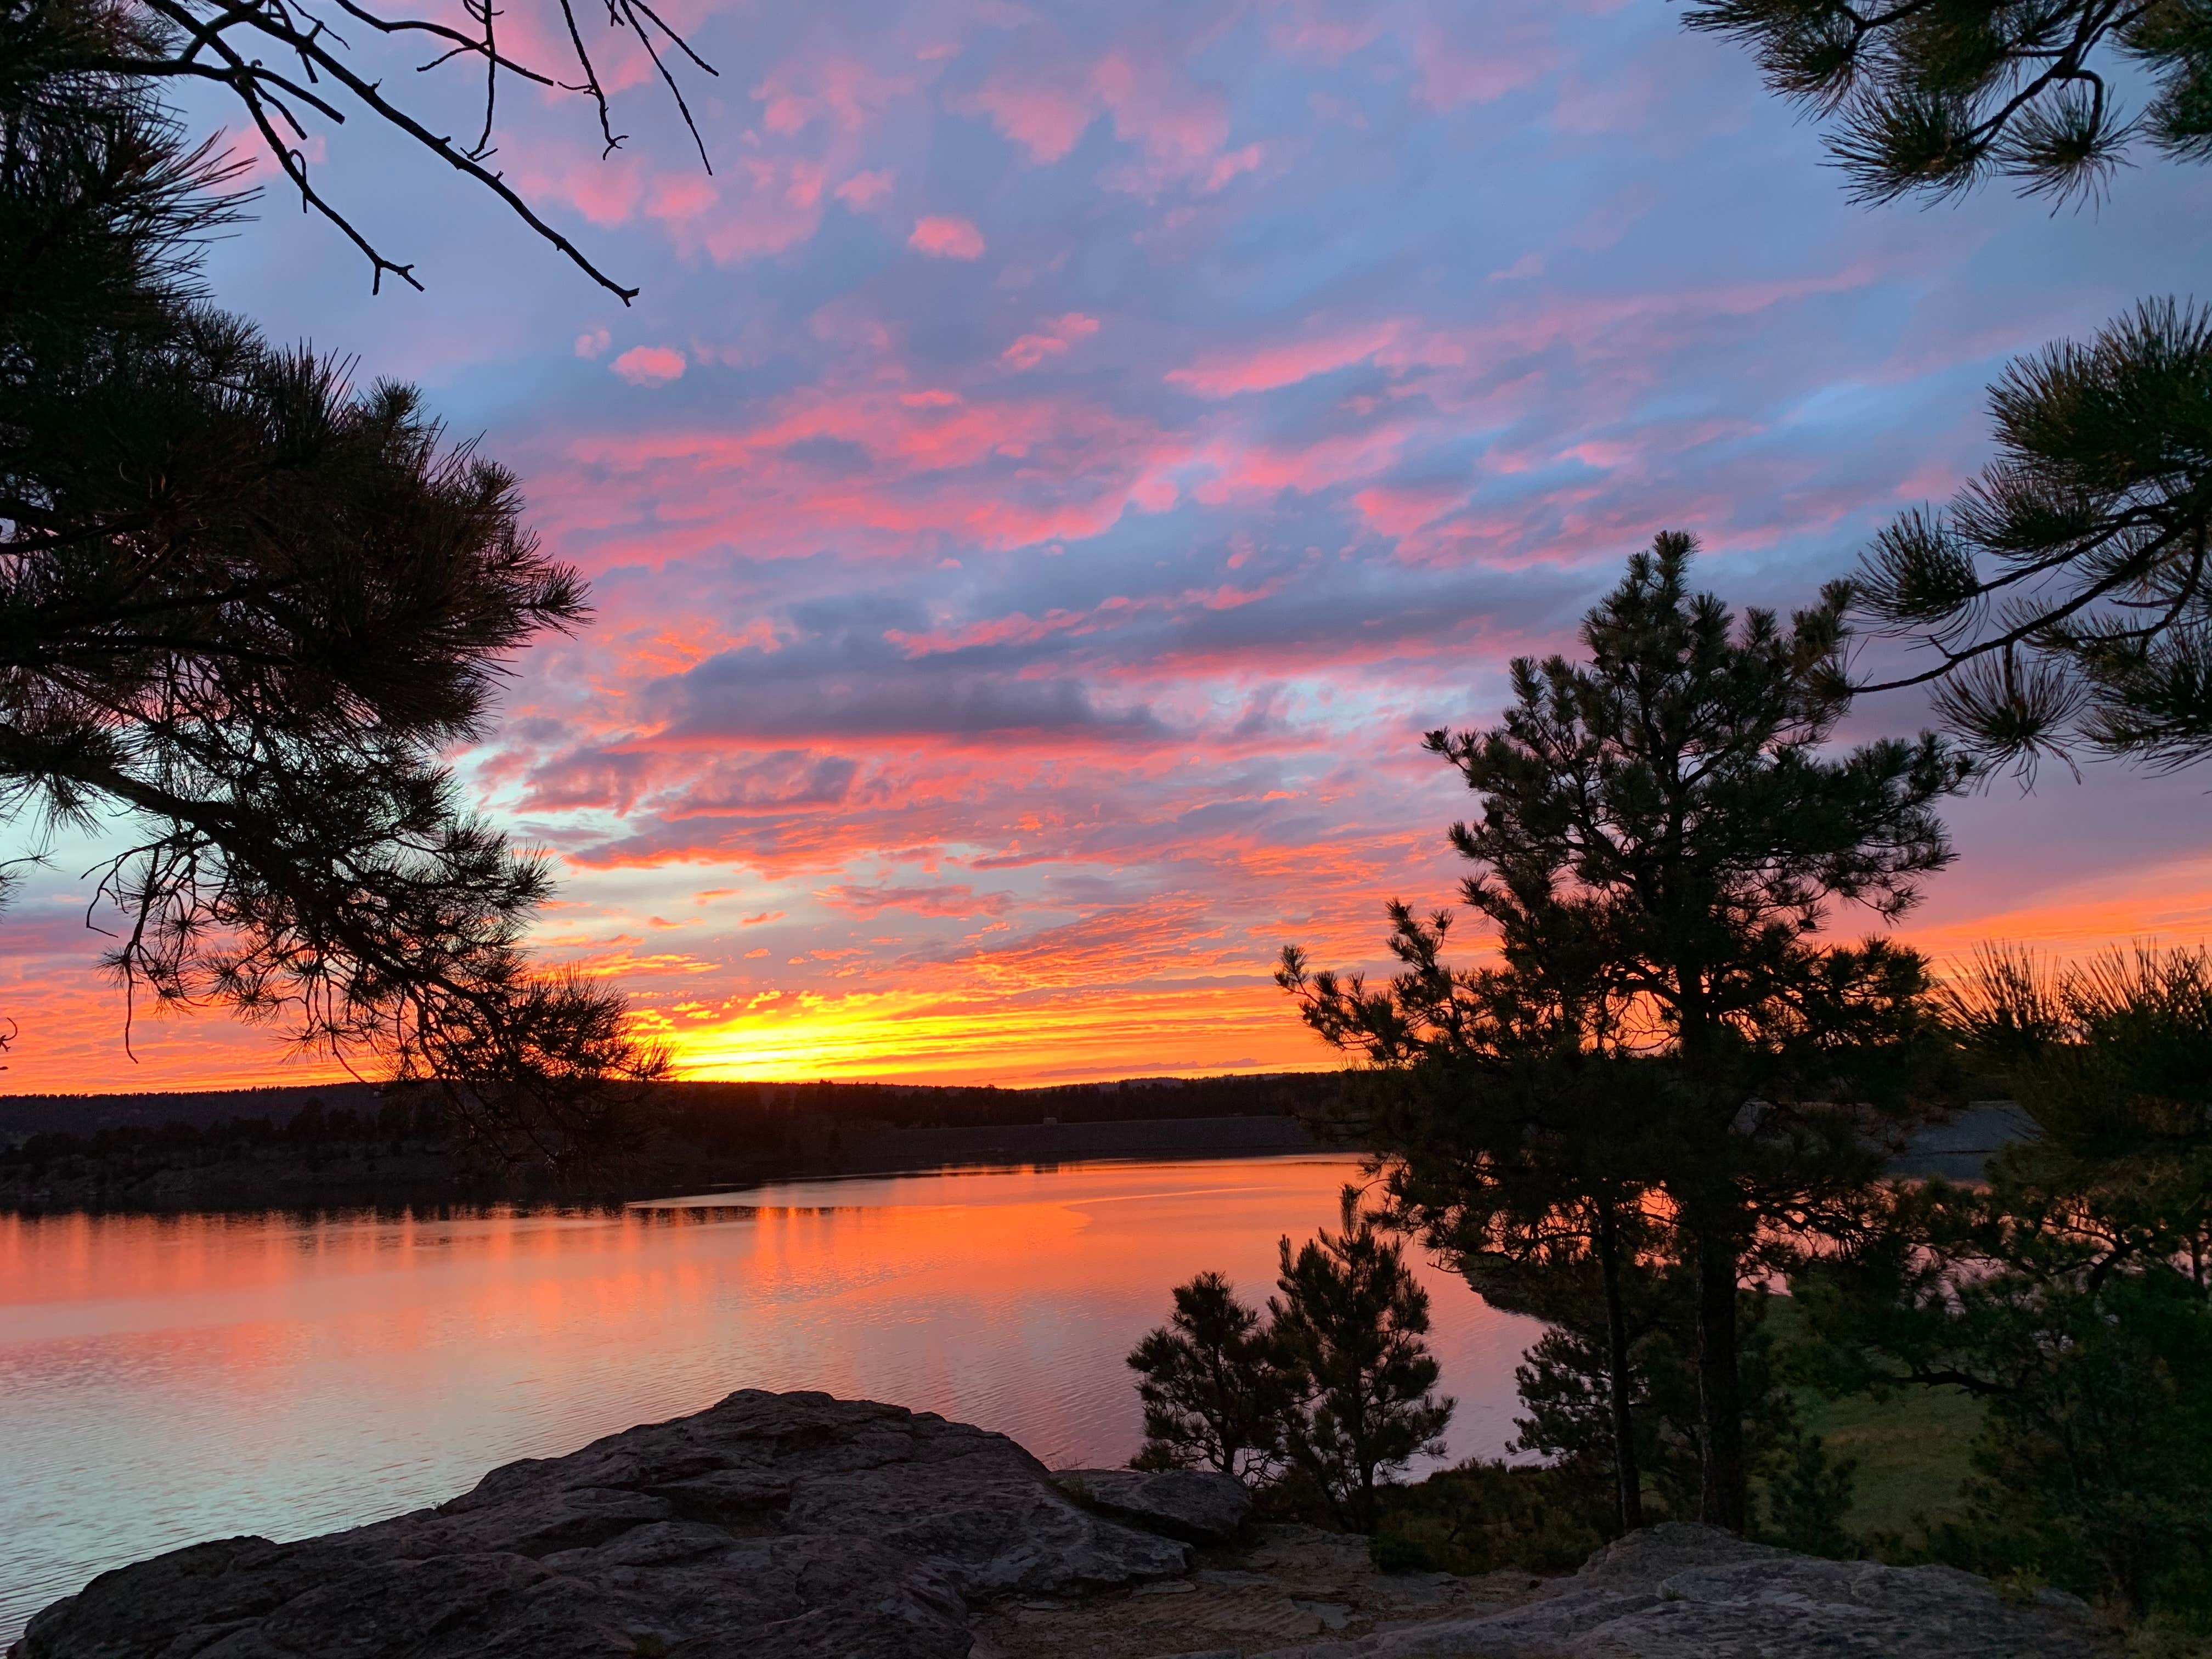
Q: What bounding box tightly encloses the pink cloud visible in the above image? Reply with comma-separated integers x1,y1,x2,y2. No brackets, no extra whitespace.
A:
1414,24,1556,110
910,215,987,259
1003,313,1102,370
836,170,895,209
647,175,718,222
611,346,686,386
752,57,914,135
548,381,1193,563
1093,50,1228,168
1267,1,1384,63
1353,481,1469,538
1166,322,1403,397
959,80,1097,163
1203,143,1265,191
559,160,644,227
646,158,828,266
1193,420,1416,504
958,49,1252,198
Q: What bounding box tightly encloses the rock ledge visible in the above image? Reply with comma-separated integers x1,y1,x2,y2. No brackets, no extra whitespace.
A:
15,1393,2108,1659
14,1391,1185,1659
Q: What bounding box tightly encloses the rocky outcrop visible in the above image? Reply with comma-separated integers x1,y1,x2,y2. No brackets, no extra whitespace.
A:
15,1395,2109,1659
12,1391,1188,1659
1053,1470,1252,1545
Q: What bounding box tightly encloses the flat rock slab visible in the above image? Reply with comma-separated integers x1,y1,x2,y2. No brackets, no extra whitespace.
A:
13,1390,1189,1659
1267,1523,2108,1659
1055,1470,1253,1544
972,1525,1547,1659
973,1522,2109,1659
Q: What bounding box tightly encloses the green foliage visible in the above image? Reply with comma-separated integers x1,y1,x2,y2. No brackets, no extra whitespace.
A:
1959,1269,2212,1613
1786,947,2212,1616
1367,1306,1859,1581
1762,1430,1858,1558
1455,1223,1721,1528
1368,1460,1607,1577
1489,1250,1858,1551
1270,1191,1456,1532
1279,911,1667,1536
1127,1271,1293,1483
1683,1,2212,206
1854,301,2212,775
2125,1611,2212,1659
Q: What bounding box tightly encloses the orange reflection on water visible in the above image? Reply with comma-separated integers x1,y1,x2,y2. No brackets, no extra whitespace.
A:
0,1156,1538,1648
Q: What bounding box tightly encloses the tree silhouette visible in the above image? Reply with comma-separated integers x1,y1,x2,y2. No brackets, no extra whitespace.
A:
1281,905,1662,1535
1853,300,2212,776
1127,1271,1294,1484
2,3,665,1156
9,0,716,298
1683,2,2212,206
1296,535,1962,1531
1269,1190,1454,1532
1789,947,2212,1609
1684,5,2212,774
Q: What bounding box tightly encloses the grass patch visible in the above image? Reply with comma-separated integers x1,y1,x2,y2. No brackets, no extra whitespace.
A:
1792,1380,1985,1537
1764,1294,1985,1539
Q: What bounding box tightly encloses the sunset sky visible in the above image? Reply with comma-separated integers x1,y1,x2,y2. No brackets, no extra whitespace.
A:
5,0,2210,1093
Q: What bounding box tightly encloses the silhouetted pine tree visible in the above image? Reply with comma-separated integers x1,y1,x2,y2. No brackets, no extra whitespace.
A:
1280,906,1663,1535
1683,2,2212,206
1685,4,2212,775
1,1,664,1159
1127,1271,1295,1484
1269,1190,1454,1532
1291,536,1963,1531
1853,301,2212,776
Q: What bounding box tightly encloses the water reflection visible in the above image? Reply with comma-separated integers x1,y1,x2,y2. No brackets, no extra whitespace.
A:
0,1155,1538,1645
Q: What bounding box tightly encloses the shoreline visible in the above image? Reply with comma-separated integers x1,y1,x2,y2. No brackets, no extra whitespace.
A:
0,1103,2023,1218
0,1112,1326,1217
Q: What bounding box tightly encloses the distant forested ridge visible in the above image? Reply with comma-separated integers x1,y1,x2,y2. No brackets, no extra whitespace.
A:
0,1071,1350,1211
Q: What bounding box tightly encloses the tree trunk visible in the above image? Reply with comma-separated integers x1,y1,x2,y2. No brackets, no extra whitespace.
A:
1594,1199,1645,1534
1693,1221,1747,1531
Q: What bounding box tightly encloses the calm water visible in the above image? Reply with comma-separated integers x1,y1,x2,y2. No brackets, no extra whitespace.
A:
0,1154,1539,1644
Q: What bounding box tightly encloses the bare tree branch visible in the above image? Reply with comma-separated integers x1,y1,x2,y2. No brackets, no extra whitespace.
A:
95,0,721,298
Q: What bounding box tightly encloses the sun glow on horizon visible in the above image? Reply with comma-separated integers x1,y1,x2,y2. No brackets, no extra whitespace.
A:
652,983,1335,1086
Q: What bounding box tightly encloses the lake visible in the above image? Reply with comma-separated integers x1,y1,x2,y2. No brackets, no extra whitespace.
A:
0,1154,1541,1645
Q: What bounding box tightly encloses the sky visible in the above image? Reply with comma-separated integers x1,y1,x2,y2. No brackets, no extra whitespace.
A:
5,0,2211,1094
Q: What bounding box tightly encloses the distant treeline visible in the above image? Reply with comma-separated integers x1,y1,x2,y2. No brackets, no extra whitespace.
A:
0,1095,448,1168
657,1072,1345,1153
0,1071,1348,1163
